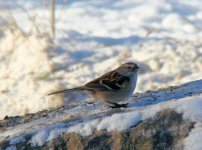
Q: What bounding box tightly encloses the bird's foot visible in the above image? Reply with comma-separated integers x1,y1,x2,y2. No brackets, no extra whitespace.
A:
107,102,128,108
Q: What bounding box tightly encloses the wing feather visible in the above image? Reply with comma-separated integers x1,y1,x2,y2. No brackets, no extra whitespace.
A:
84,71,129,91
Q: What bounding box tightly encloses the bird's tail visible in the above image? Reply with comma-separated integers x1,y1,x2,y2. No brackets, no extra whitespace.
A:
48,86,84,95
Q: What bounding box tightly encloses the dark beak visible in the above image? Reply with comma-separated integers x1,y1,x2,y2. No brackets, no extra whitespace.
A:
135,65,141,72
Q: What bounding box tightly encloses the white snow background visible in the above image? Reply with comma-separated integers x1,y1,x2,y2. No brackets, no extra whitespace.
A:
0,0,202,149
0,0,202,118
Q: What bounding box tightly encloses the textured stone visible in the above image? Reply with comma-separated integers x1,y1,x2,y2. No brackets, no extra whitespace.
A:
0,109,193,150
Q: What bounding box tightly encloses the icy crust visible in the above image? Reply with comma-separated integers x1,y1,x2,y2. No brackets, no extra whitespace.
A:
0,79,201,149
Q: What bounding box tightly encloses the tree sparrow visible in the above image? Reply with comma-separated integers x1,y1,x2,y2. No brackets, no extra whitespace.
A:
48,62,139,108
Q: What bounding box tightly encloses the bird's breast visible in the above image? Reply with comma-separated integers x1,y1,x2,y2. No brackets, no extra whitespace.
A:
128,73,137,95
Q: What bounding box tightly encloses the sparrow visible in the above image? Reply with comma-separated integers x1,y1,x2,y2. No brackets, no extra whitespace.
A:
48,62,139,108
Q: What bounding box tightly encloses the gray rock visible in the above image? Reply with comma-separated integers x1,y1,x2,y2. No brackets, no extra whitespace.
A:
0,79,202,150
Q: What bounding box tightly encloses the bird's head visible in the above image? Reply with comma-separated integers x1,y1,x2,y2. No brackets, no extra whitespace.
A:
117,62,140,75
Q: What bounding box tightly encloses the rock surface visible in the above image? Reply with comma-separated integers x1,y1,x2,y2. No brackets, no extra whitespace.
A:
0,110,195,150
0,79,202,150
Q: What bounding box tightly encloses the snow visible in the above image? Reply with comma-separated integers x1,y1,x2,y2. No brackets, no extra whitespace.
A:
31,128,50,146
67,119,99,136
161,13,197,33
29,112,141,145
9,135,25,145
27,92,202,146
0,79,201,148
0,0,202,148
184,123,202,150
1,0,202,119
65,111,141,136
5,146,17,150
64,95,202,136
97,111,141,132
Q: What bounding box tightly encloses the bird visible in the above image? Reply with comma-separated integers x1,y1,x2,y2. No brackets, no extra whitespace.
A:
48,62,140,108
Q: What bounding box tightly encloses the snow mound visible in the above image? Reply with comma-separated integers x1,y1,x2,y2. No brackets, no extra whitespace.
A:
162,13,197,33
0,29,63,119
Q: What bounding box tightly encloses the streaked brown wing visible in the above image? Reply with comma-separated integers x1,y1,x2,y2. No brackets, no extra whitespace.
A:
85,71,130,91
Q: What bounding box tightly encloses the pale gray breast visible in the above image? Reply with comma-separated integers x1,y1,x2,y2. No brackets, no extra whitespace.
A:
127,73,137,96
109,73,137,102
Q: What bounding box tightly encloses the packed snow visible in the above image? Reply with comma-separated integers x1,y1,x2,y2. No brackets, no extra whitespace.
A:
29,92,202,148
184,123,202,150
67,95,202,134
10,135,25,145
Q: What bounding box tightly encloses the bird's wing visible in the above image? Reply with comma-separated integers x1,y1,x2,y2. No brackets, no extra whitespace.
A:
84,71,130,92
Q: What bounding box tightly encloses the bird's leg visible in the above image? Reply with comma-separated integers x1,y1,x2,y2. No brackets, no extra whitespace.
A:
107,101,128,108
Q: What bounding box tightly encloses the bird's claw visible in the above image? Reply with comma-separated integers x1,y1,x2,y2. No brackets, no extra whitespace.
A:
108,103,128,108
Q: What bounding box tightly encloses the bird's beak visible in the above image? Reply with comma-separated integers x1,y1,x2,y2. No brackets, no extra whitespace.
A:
135,66,141,72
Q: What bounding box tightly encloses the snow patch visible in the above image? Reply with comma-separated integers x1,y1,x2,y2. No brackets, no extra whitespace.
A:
31,129,50,146
5,146,16,150
66,94,202,137
10,135,25,145
162,13,197,33
184,123,202,150
97,111,141,132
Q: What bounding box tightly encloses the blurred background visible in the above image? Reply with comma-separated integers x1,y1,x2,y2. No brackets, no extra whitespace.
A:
0,0,202,119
